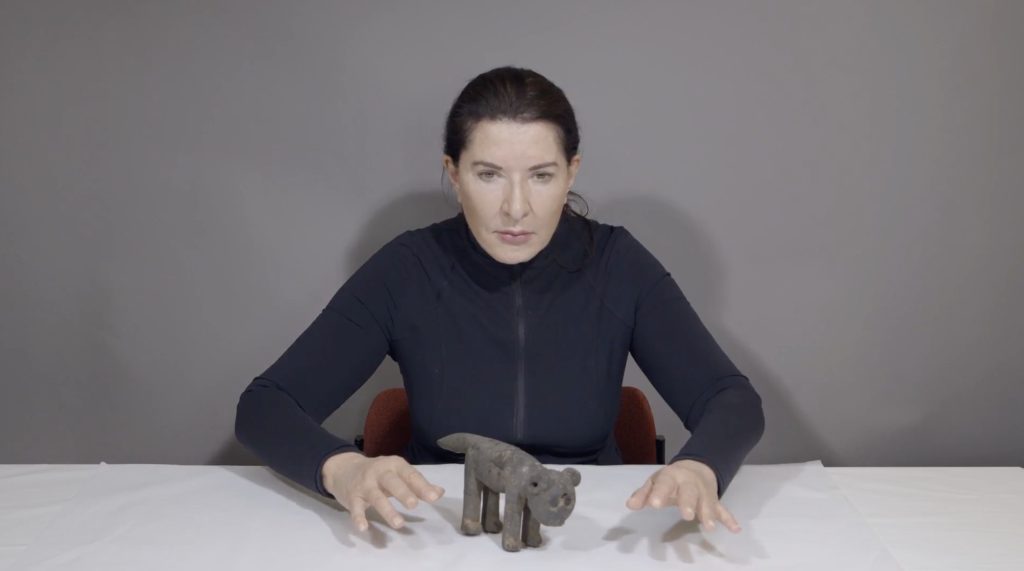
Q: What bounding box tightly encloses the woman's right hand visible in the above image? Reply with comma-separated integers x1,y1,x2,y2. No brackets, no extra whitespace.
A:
321,452,446,531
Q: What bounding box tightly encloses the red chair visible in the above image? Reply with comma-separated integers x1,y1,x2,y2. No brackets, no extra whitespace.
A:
354,386,665,464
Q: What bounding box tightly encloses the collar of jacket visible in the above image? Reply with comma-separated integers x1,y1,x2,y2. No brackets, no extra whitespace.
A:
454,208,589,291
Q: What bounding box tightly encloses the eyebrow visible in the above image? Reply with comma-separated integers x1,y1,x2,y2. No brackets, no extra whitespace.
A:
470,160,558,171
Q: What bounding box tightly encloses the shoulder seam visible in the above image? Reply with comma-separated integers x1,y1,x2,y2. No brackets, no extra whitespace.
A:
618,227,672,312
387,231,444,344
584,228,633,328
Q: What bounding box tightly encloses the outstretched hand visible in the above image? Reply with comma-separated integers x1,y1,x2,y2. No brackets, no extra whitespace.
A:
625,459,741,533
322,452,446,532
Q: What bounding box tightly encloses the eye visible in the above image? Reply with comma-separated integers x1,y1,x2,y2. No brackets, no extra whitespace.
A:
533,172,554,181
478,171,497,181
531,481,539,488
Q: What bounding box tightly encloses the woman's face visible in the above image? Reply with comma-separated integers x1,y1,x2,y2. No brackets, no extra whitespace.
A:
443,119,581,265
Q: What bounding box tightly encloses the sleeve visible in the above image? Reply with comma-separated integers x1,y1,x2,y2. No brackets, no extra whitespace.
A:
234,236,415,499
618,229,766,497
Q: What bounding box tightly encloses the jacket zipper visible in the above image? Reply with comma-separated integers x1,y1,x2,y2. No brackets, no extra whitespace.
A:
512,266,526,441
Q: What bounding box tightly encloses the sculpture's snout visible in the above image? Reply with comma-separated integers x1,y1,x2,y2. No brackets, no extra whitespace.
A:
548,491,575,511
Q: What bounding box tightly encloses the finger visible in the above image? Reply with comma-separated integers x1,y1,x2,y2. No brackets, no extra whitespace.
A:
647,476,677,509
400,466,444,502
717,503,742,533
379,471,419,510
626,478,653,510
675,482,700,521
368,490,405,529
349,496,370,532
697,494,717,531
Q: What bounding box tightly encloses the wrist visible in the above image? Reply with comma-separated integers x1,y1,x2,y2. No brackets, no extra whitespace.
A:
321,451,366,497
671,459,717,488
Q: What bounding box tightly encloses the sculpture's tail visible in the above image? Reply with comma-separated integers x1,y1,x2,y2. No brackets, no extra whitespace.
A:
436,432,476,453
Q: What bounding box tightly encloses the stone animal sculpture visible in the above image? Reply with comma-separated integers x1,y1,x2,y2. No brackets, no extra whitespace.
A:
437,432,581,552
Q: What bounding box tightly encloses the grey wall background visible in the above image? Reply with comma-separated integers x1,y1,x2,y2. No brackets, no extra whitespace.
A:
1,0,1021,468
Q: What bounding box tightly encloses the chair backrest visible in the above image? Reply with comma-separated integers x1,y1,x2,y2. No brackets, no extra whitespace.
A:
615,386,658,464
361,388,412,458
362,386,659,463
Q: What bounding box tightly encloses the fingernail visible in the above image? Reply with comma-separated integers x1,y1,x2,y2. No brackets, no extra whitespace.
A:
392,518,403,527
427,492,438,501
651,498,662,508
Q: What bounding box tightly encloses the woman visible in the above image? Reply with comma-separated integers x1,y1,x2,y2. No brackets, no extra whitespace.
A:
235,66,764,535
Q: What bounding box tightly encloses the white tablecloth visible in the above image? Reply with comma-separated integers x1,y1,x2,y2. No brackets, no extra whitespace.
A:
1,462,1021,570
828,467,1024,570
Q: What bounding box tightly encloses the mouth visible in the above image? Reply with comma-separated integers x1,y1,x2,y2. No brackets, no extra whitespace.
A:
495,230,533,245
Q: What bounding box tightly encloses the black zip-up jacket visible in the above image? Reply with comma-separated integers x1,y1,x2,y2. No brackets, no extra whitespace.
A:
235,209,765,499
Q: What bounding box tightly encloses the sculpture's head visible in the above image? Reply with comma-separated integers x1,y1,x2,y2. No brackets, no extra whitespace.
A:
524,467,581,526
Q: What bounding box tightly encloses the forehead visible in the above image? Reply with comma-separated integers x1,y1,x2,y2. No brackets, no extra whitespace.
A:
464,119,563,166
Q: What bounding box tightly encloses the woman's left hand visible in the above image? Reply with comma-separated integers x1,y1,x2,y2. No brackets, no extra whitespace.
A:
625,459,741,533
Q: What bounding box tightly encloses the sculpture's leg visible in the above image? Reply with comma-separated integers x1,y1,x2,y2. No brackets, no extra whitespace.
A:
501,493,525,552
461,463,482,536
523,506,542,548
482,487,502,533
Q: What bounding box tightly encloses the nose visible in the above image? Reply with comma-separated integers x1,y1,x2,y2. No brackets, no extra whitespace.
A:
501,178,530,222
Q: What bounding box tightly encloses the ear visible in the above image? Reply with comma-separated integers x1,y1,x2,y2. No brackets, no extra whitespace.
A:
563,467,581,487
566,153,581,190
443,155,459,185
443,155,462,205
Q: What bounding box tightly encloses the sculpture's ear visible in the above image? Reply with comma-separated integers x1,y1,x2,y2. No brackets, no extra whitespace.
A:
563,467,581,487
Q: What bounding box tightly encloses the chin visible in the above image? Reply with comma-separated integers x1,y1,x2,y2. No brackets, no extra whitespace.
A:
497,254,530,265
492,245,537,265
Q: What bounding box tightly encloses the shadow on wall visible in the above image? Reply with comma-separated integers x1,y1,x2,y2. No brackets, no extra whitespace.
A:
597,194,835,465
209,188,458,465
212,190,832,466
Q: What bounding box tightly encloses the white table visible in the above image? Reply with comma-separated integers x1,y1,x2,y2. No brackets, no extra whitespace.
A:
0,462,1021,570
